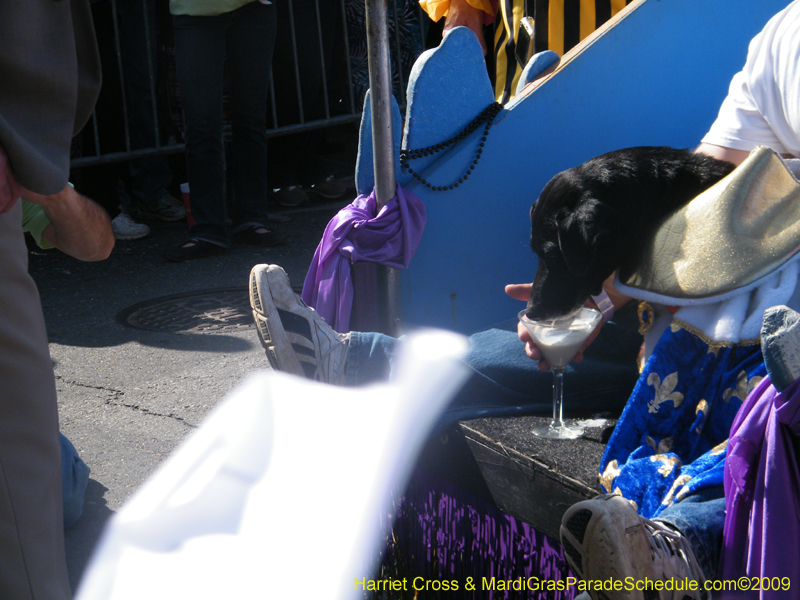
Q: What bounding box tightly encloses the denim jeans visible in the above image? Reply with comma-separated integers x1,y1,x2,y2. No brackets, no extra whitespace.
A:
656,486,725,582
60,433,89,528
173,2,277,245
346,301,643,429
345,303,724,581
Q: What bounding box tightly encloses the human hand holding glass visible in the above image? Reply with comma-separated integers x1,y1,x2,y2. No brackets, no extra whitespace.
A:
506,283,604,439
518,307,603,439
505,283,600,370
506,277,626,369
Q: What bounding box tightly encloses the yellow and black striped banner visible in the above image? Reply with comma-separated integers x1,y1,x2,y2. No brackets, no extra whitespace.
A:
494,0,632,102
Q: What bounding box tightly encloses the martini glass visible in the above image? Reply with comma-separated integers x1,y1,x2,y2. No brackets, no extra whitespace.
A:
518,307,603,439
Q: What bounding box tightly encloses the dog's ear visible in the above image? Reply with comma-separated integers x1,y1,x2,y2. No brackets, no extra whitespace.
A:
556,205,604,277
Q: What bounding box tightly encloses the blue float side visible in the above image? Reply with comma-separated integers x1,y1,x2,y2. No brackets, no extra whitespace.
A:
355,90,404,197
362,0,788,334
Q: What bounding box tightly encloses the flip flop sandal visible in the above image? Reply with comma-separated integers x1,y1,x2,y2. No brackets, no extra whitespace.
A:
163,238,228,262
234,225,286,247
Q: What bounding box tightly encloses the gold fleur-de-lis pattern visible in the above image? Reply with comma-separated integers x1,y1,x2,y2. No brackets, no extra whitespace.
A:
646,372,684,414
661,474,692,506
694,400,709,435
710,440,728,456
599,460,620,493
597,318,766,522
645,436,674,454
722,370,763,403
650,454,683,477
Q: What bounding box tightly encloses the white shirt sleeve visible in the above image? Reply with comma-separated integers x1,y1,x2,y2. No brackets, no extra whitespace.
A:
702,1,800,157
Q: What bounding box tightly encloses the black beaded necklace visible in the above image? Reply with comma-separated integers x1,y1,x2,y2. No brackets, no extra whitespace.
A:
399,102,501,191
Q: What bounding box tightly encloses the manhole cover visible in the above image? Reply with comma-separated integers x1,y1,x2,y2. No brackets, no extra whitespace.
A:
117,288,254,333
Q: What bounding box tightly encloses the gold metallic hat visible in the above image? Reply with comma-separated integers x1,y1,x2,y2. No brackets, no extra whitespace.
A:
620,146,800,301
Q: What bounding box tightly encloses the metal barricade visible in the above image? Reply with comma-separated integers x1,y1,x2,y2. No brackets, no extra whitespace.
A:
70,0,429,170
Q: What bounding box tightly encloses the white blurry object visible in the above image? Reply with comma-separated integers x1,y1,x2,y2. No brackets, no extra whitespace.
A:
75,330,470,600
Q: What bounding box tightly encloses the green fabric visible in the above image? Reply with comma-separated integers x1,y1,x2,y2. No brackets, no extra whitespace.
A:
21,200,54,249
169,0,259,16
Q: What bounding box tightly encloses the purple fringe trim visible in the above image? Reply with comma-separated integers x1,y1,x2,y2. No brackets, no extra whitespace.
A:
379,469,577,599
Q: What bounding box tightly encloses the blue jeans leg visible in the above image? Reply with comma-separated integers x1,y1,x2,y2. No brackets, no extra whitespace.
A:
60,433,90,528
655,486,726,582
346,301,642,428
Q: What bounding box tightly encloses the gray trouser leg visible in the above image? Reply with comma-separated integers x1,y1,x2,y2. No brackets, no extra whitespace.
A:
0,202,71,599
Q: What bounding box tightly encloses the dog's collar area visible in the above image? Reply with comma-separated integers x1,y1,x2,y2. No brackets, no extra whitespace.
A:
591,289,615,322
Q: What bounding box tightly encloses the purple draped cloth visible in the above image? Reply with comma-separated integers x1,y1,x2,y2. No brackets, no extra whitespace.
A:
301,184,426,333
719,375,800,597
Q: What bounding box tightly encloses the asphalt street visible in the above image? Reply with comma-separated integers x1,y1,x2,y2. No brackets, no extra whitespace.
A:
29,196,349,592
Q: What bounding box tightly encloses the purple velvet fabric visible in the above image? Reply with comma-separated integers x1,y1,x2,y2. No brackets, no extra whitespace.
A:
720,376,800,596
301,185,426,333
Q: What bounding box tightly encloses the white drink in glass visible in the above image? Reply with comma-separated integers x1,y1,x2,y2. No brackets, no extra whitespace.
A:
518,307,603,439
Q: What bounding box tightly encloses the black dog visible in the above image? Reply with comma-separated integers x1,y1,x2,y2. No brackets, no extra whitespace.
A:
526,146,735,320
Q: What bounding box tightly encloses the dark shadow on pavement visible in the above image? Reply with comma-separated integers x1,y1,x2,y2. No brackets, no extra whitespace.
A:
47,324,260,353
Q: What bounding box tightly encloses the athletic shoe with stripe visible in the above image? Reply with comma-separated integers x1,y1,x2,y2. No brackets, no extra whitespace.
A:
112,212,150,240
761,305,800,392
560,494,707,600
249,264,349,384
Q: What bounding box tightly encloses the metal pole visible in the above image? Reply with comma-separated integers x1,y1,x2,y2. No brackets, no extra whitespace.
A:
365,0,397,205
353,0,401,336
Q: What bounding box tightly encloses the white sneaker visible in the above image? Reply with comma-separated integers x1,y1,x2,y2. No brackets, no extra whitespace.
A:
560,494,708,600
112,213,150,240
249,264,349,383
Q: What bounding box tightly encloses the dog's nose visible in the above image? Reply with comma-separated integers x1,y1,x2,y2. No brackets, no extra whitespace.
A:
526,294,584,321
526,286,555,320
525,297,551,320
